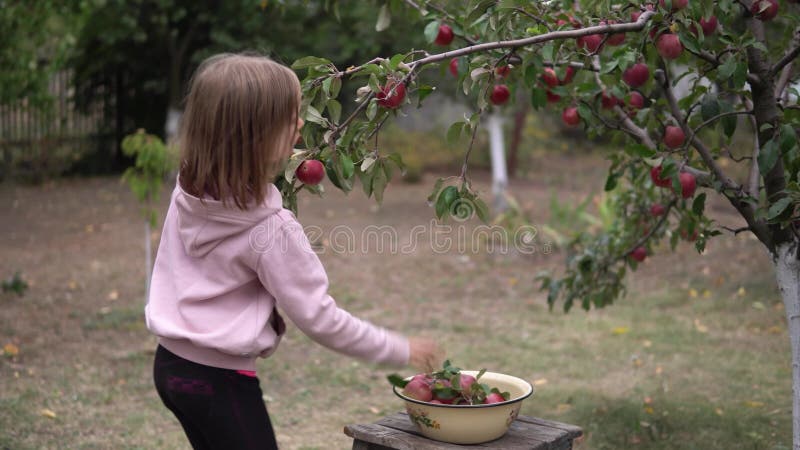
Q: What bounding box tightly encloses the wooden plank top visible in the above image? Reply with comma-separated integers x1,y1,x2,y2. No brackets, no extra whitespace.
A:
343,412,582,450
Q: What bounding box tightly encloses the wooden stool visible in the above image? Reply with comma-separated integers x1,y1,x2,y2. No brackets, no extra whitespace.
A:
344,411,582,450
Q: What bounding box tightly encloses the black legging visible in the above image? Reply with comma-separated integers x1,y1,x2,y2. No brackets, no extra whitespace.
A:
153,345,279,450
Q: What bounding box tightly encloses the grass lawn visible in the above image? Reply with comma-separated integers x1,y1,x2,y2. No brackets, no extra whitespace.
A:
0,150,789,449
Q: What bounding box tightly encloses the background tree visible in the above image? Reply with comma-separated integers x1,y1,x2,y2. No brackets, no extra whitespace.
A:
285,0,800,446
69,0,427,172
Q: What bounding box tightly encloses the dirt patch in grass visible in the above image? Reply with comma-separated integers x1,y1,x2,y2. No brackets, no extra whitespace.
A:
0,152,787,449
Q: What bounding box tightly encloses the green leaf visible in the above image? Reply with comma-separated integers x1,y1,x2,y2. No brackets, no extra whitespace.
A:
326,99,341,124
758,138,780,176
304,105,327,126
387,374,408,388
700,95,720,122
780,124,798,153
427,178,445,203
678,31,700,54
417,84,435,105
767,197,793,221
291,56,331,70
692,192,707,216
474,197,490,222
717,56,737,80
446,121,465,145
340,152,354,180
372,164,389,204
604,172,619,191
720,101,736,138
424,21,440,44
375,3,391,32
366,99,378,120
531,88,547,110
625,143,657,158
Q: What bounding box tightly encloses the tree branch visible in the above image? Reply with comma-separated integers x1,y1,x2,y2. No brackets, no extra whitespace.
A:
617,200,676,264
771,27,800,78
742,97,761,197
656,69,740,192
657,68,772,247
410,10,657,67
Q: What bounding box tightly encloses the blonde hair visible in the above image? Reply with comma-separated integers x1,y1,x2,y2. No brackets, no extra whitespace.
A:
178,53,301,209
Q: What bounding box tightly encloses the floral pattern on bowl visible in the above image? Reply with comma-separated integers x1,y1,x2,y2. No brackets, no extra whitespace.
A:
407,406,441,429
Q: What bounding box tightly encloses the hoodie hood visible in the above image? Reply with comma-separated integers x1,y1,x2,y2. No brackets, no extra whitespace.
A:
174,181,284,257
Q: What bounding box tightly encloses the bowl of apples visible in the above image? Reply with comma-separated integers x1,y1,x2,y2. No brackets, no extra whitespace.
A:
389,361,533,444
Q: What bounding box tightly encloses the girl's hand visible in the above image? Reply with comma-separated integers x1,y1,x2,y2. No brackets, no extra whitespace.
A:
408,336,443,373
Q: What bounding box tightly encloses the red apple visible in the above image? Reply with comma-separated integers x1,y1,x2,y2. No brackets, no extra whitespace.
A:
546,90,561,103
434,24,454,46
602,20,626,46
629,246,647,262
377,82,406,109
449,58,459,77
650,165,672,188
628,91,646,110
295,160,325,185
490,84,511,105
751,0,779,21
659,0,688,11
601,91,621,109
403,379,433,402
663,125,686,148
679,172,697,198
578,34,604,52
651,203,667,216
623,63,650,88
699,16,718,35
562,107,581,126
495,65,510,78
484,392,506,404
656,33,683,59
560,66,576,85
542,68,559,88
459,374,477,393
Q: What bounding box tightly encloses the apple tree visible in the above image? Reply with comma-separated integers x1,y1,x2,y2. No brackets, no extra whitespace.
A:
286,0,800,446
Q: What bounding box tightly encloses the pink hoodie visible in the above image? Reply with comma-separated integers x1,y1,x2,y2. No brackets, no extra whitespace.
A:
145,181,409,371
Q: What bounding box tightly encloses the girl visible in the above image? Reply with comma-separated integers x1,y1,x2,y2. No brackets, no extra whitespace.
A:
145,53,441,450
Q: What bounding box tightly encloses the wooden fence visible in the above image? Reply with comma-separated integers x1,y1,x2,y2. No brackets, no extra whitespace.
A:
0,70,113,181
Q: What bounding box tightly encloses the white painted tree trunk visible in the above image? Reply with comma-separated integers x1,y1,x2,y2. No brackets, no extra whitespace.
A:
774,241,800,450
487,114,508,213
165,106,182,145
144,221,152,303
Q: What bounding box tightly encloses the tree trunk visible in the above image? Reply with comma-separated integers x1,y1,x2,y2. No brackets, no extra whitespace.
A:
774,240,800,450
487,114,508,213
507,92,529,178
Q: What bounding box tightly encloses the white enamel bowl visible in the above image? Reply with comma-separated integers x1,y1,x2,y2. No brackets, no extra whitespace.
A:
393,371,534,444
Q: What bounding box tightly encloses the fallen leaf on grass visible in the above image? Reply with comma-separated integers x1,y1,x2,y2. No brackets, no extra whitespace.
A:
752,302,765,310
3,343,19,357
533,378,548,386
694,319,708,333
744,400,764,408
107,290,119,301
737,287,746,297
612,326,630,335
556,403,572,413
689,288,698,298
715,408,724,416
642,340,652,348
369,406,381,414
768,326,784,335
40,409,56,419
